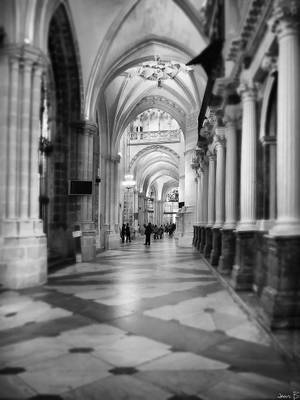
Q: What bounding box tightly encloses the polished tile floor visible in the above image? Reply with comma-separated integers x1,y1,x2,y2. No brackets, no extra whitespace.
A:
0,237,299,399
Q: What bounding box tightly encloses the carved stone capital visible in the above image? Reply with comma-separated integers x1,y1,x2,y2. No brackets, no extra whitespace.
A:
4,43,49,69
224,105,242,128
207,149,216,161
72,120,98,136
270,0,300,38
261,53,278,74
237,81,258,101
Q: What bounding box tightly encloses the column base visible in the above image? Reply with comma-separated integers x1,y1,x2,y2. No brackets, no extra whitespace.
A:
196,226,202,250
210,228,222,266
193,225,201,250
260,235,300,329
269,220,300,237
230,230,256,290
218,229,236,275
199,227,206,253
178,232,194,247
80,223,96,262
253,231,268,296
105,232,121,249
177,207,194,248
192,226,197,247
204,227,212,259
1,234,47,289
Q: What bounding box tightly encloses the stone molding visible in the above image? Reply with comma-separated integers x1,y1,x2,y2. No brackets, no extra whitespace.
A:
226,0,273,62
3,43,49,68
136,95,185,116
72,120,98,136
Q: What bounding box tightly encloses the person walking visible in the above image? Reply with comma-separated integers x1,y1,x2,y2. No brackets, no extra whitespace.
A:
121,224,126,243
125,223,131,242
144,222,152,246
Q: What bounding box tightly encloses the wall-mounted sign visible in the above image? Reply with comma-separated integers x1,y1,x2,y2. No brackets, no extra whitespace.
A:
68,180,93,195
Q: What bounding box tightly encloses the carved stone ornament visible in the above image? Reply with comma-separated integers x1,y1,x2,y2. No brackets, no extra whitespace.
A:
270,0,300,36
261,53,278,74
237,81,258,100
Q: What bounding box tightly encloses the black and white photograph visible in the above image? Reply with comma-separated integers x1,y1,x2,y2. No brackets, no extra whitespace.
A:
0,0,299,399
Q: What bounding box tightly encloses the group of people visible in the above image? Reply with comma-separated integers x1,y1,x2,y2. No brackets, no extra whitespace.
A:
142,222,176,246
120,223,131,243
120,222,176,246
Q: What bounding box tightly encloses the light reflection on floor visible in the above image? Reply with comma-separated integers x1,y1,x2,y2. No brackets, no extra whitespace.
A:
0,237,299,399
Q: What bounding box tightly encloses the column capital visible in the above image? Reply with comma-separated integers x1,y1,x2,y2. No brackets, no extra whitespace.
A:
207,149,216,161
261,53,278,75
72,120,98,136
4,43,48,69
269,0,300,38
237,81,258,101
224,105,242,130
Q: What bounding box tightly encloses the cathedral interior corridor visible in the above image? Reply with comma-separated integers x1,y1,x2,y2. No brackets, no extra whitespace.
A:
1,237,299,399
1,0,300,398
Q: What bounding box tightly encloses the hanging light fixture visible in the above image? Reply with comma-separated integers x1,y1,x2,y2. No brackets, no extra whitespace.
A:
122,129,136,189
136,56,187,82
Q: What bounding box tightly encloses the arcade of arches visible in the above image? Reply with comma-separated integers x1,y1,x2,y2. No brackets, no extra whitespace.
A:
0,0,300,338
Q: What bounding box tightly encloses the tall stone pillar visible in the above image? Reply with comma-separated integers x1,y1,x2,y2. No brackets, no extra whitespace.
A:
231,82,257,290
261,0,300,328
210,129,226,266
204,151,216,258
194,174,202,249
0,45,47,288
219,111,239,274
178,112,198,247
73,121,97,261
200,160,209,252
106,156,121,249
138,193,145,227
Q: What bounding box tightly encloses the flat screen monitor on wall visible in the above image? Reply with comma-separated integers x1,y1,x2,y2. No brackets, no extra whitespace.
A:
68,180,93,195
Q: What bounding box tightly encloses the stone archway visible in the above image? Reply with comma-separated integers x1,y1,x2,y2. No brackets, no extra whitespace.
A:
46,4,83,265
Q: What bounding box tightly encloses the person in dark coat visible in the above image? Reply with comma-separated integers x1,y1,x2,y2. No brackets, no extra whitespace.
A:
121,224,126,243
125,223,131,242
144,222,152,246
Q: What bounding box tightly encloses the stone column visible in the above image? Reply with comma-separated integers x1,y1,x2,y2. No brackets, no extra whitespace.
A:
194,174,202,249
219,113,239,274
269,4,300,236
178,147,196,247
0,45,47,288
231,82,257,290
204,151,216,258
138,193,145,227
73,121,97,261
106,156,121,249
261,0,300,328
133,190,139,235
210,129,226,266
178,112,198,247
200,160,209,252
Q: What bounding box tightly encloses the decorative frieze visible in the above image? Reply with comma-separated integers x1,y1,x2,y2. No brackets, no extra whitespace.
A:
225,0,273,62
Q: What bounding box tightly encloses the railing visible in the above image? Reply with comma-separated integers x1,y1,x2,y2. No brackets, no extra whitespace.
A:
129,129,181,144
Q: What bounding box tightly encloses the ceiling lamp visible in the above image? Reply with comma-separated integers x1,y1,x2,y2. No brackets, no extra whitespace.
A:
122,174,136,189
137,57,186,82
